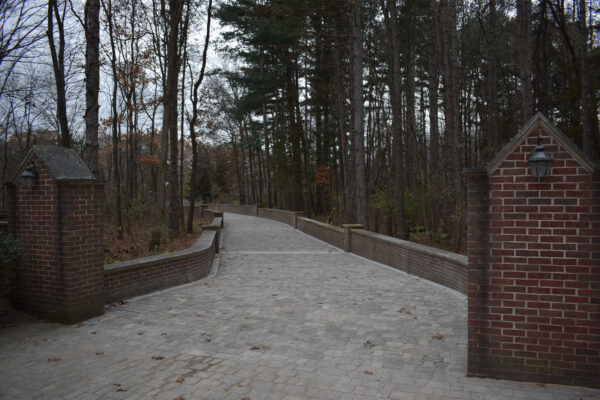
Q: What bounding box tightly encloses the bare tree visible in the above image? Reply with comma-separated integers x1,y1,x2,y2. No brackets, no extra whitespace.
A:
0,1,45,99
186,0,212,234
47,0,71,148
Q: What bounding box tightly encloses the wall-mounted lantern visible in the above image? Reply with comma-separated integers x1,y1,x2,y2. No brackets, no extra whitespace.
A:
20,165,38,188
528,136,553,179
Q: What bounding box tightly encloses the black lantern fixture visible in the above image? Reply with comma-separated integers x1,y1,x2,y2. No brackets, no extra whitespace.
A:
20,165,38,188
528,136,553,179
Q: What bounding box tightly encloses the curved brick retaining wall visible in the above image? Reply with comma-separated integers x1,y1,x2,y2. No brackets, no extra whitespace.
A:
103,216,222,303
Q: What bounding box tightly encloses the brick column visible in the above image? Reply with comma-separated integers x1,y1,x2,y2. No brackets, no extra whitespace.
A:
466,114,600,388
9,147,104,322
464,168,490,377
342,224,364,252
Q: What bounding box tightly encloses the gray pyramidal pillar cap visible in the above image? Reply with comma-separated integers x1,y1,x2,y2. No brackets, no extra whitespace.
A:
13,145,98,183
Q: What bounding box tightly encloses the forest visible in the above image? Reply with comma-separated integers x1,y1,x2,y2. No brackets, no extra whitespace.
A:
0,0,599,254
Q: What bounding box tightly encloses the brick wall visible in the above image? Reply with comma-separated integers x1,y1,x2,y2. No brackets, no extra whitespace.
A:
258,208,297,226
296,217,345,249
351,230,468,294
103,221,220,303
467,121,600,388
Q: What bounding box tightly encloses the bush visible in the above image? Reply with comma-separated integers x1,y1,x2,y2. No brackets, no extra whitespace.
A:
0,231,22,271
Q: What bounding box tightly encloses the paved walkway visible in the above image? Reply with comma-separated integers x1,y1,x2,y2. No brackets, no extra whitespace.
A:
0,213,598,400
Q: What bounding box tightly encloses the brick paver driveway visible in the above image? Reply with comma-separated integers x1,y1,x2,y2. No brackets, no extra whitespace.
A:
1,213,598,400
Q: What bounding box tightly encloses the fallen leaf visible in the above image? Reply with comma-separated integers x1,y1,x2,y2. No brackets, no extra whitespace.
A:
272,294,278,297
267,268,272,270
173,397,185,400
96,352,104,355
362,341,375,349
536,383,546,387
318,302,324,304
116,388,128,392
76,323,84,328
138,332,144,335
113,383,121,387
91,331,97,335
47,357,60,362
397,308,404,313
207,334,213,337
118,300,127,305
205,338,212,342
352,302,357,305
367,298,374,301
195,313,202,317
152,356,165,360
242,397,250,400
250,345,262,351
259,270,263,272
176,377,185,383
240,325,248,329
364,371,373,375
406,311,412,315
432,333,444,340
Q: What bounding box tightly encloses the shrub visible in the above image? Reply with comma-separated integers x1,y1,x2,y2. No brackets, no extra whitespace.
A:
0,231,22,271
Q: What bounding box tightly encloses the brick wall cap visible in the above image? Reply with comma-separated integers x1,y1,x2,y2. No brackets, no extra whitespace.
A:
297,217,345,232
353,229,468,266
486,112,597,176
463,168,487,177
342,224,365,229
13,145,98,184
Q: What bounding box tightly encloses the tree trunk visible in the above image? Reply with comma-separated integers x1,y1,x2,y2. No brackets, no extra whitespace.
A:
332,18,352,223
83,0,100,177
577,0,591,158
349,0,368,227
101,0,123,239
163,0,185,234
487,0,499,156
381,0,406,239
517,0,534,121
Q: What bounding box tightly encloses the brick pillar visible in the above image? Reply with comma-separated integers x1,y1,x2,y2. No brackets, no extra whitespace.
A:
342,224,365,252
9,147,104,322
464,168,490,377
466,114,600,388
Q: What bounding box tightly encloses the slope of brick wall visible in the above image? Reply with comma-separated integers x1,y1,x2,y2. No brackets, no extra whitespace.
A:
351,230,468,294
296,217,344,249
103,220,220,303
467,123,600,388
